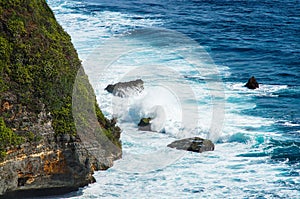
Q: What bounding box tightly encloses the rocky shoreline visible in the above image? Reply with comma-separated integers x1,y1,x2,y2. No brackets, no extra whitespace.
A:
0,1,121,197
0,103,121,198
106,80,215,153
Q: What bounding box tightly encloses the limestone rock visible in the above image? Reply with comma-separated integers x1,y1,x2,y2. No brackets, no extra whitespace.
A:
105,79,144,97
167,137,214,153
0,1,122,198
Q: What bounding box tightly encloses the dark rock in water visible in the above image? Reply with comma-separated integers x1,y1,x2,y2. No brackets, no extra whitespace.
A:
105,79,144,97
138,117,152,131
167,137,214,153
105,84,115,93
245,76,259,89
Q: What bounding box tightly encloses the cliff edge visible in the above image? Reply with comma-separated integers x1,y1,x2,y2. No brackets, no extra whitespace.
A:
0,0,121,198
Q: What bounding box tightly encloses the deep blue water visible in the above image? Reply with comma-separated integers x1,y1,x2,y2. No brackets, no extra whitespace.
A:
56,0,300,124
53,0,300,161
48,0,300,198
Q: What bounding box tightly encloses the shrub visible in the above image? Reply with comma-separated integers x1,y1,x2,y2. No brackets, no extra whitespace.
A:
0,117,25,159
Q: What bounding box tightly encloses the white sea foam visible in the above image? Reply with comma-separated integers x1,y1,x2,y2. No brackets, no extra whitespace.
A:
48,0,163,60
227,82,288,97
283,121,300,127
61,142,299,199
46,1,299,198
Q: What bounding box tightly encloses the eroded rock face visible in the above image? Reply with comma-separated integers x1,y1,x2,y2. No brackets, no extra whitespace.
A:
0,0,122,197
0,87,122,198
167,137,214,153
245,76,259,89
0,106,120,198
105,79,144,97
0,136,94,197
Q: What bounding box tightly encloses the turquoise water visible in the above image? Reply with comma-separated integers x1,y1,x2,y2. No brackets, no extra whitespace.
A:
47,0,299,198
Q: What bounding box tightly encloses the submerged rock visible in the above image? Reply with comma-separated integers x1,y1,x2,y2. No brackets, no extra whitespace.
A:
245,76,259,89
138,117,152,131
167,137,214,153
105,79,144,97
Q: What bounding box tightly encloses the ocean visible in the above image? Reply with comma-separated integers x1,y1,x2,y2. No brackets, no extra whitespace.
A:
47,0,299,198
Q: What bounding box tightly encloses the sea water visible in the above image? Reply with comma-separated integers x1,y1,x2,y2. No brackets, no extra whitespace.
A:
47,0,299,198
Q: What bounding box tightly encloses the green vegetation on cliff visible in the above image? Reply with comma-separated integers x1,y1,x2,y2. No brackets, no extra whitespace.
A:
0,0,79,135
0,0,121,158
0,117,24,158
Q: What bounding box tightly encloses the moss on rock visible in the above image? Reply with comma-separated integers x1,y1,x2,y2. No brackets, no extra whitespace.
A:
0,0,121,160
0,117,24,159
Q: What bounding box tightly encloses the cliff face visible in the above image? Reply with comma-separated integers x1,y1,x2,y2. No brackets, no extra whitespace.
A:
0,0,121,197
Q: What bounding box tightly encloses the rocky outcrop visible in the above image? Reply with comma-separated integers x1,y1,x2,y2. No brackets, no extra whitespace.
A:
167,137,214,153
0,1,121,198
245,76,259,89
0,134,98,198
0,90,121,198
105,79,144,97
138,117,152,131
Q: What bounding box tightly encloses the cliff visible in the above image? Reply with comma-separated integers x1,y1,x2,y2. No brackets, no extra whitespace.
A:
0,0,121,198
